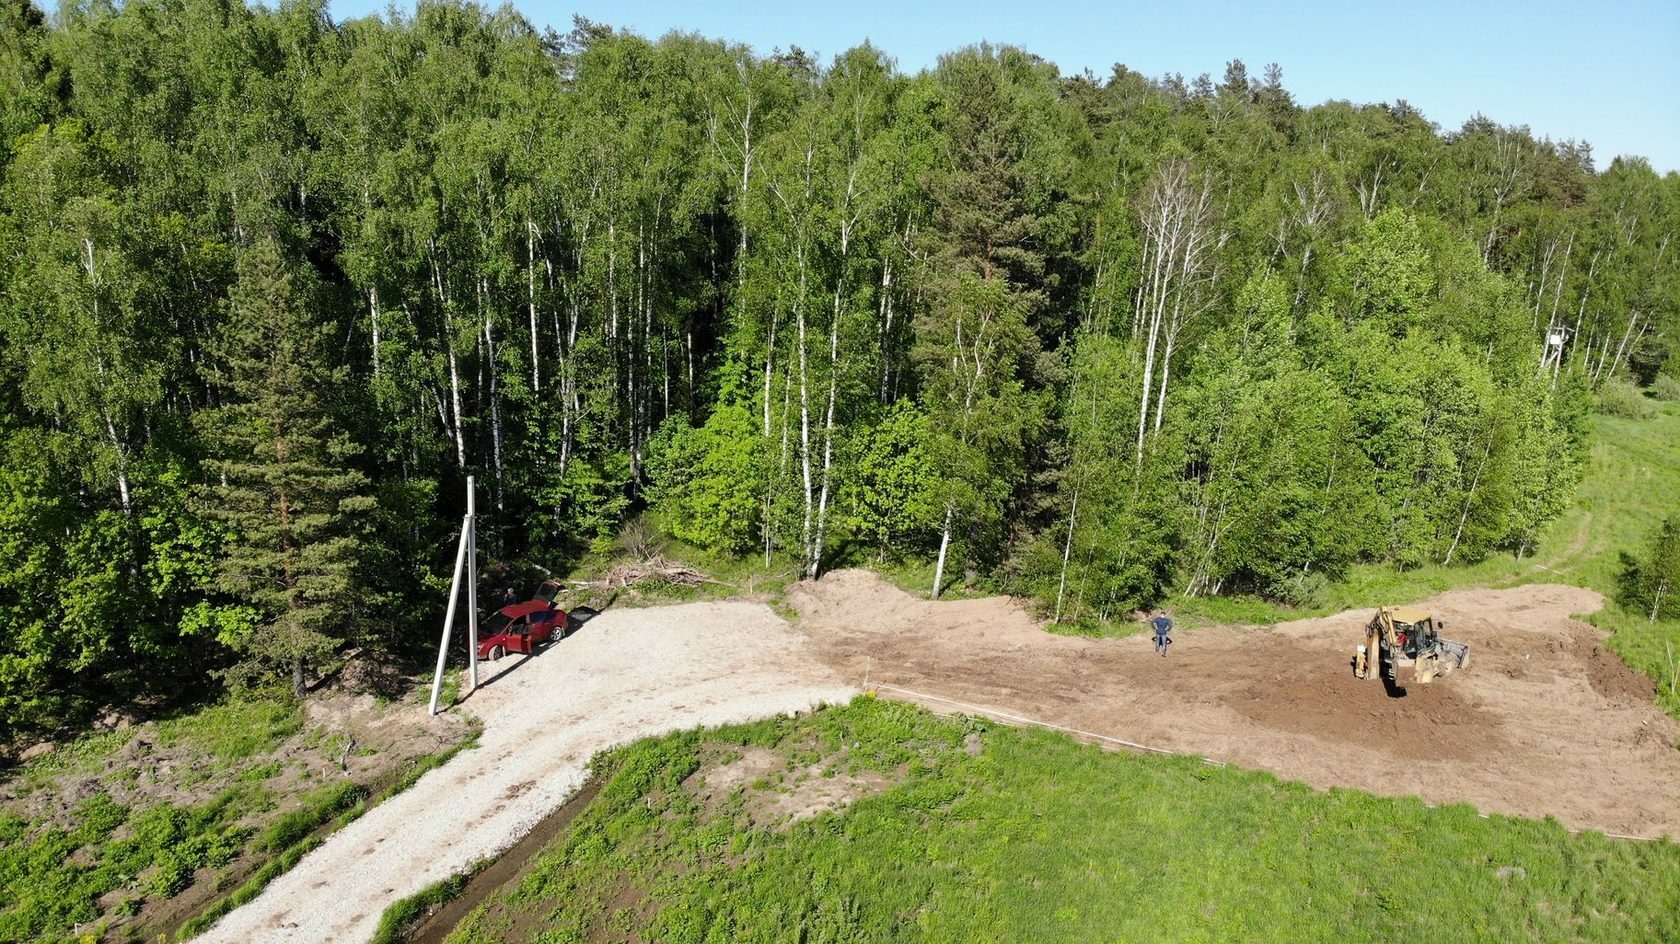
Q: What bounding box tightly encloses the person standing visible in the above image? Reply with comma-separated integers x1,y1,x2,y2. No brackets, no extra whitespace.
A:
1151,612,1173,657
503,586,518,608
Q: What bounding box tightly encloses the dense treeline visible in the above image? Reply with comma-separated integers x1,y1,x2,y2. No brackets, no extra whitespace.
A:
1,0,1676,737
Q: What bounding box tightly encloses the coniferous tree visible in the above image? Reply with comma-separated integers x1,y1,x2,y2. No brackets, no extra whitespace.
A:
199,238,372,695
917,45,1056,597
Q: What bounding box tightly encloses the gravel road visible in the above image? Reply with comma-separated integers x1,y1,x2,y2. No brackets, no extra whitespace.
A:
199,600,855,944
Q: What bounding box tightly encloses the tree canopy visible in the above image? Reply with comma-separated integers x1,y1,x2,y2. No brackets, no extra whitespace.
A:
2,0,1675,739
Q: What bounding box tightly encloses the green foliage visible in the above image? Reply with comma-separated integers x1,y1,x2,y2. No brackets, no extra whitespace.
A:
1015,331,1176,621
1334,208,1435,331
450,699,1680,944
1173,278,1376,596
113,801,249,898
153,698,302,763
841,400,942,556
645,404,765,554
1596,377,1659,419
0,787,259,942
1651,374,1680,402
1622,516,1680,622
0,1,1674,737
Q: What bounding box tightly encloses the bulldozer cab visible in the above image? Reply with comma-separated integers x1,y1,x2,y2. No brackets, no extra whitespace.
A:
1387,606,1434,658
1357,605,1469,687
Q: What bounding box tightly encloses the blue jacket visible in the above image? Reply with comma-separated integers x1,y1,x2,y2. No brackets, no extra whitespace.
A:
1151,616,1172,636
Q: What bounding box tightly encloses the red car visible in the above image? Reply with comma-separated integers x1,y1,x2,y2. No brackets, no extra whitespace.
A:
476,601,567,660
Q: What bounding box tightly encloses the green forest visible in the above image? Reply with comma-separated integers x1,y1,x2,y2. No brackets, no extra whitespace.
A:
1,0,1677,741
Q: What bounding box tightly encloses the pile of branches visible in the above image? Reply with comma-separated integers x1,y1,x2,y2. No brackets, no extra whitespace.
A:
600,554,711,589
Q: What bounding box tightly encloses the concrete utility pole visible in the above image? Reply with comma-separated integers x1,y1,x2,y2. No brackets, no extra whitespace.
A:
428,477,479,716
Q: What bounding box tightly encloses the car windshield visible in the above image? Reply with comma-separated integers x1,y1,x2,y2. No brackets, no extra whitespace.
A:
482,611,513,634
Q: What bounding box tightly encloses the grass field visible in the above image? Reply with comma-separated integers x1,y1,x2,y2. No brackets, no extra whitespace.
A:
440,698,1680,944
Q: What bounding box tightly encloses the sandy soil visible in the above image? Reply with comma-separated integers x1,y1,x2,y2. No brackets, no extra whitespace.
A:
789,570,1680,840
198,601,855,944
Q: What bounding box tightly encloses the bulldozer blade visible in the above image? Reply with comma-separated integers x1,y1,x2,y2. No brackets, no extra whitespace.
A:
1414,639,1470,684
1439,638,1470,669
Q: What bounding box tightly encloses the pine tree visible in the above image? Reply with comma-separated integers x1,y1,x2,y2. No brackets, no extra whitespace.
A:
916,46,1052,597
199,238,372,696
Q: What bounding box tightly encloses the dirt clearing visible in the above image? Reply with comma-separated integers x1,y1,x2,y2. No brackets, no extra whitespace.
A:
198,601,854,944
790,570,1680,840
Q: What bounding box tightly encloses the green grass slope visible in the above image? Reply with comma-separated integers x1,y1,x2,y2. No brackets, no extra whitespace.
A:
444,699,1680,944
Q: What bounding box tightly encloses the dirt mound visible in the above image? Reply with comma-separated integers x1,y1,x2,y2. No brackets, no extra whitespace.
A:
787,569,1053,649
792,570,1680,839
1575,634,1658,703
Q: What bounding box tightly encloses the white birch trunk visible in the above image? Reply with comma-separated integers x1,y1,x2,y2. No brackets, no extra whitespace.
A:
103,407,132,516
1053,485,1079,623
369,286,381,381
1443,439,1493,565
482,279,504,511
527,220,540,393
794,244,815,575
932,504,955,599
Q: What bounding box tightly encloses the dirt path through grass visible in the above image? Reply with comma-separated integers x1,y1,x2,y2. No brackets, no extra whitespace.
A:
196,601,855,944
792,570,1680,840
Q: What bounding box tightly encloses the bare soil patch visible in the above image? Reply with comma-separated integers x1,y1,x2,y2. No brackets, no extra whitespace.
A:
685,743,894,829
790,571,1680,840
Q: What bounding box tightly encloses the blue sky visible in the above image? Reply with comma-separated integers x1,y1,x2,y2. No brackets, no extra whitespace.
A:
328,0,1680,173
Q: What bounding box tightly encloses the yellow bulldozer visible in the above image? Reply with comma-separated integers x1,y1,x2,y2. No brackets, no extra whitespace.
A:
1354,605,1470,690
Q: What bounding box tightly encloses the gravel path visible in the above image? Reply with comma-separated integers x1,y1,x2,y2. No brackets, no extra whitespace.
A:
199,600,855,944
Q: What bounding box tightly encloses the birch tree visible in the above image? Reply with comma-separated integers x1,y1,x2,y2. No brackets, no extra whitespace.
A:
1129,158,1222,459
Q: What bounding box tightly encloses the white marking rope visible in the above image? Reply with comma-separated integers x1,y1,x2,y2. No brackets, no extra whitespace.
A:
869,682,1223,765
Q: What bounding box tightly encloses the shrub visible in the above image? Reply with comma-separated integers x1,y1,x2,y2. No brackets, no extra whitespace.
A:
1271,570,1331,609
643,405,765,554
1650,373,1680,402
1621,516,1680,621
1595,378,1657,419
